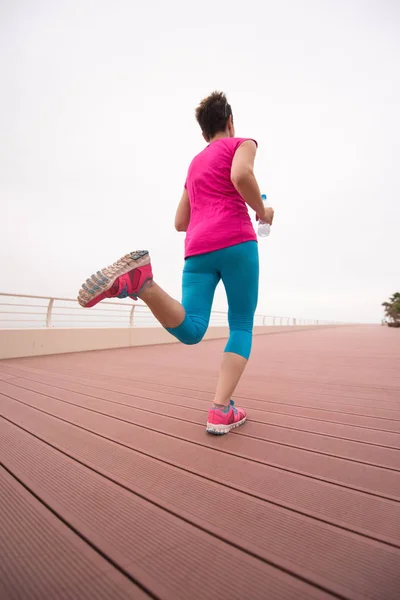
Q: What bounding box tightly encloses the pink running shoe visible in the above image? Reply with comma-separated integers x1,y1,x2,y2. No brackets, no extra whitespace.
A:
206,400,246,435
78,250,153,308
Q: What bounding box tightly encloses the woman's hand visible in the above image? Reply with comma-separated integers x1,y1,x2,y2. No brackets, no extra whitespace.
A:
257,206,274,225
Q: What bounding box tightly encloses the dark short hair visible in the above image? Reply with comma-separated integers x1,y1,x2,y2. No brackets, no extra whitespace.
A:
195,91,233,141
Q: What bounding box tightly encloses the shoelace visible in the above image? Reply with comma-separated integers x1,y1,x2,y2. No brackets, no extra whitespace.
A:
117,285,129,299
229,399,238,415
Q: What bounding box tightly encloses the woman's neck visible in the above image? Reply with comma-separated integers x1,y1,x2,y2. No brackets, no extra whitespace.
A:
209,131,230,143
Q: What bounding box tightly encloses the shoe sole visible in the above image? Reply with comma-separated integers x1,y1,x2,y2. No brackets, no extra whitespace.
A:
206,416,246,435
78,250,150,308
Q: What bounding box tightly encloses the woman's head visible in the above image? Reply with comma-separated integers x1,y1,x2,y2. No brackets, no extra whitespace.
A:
195,91,234,142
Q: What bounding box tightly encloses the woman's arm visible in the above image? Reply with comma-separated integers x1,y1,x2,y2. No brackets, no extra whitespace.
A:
175,188,191,232
230,140,267,219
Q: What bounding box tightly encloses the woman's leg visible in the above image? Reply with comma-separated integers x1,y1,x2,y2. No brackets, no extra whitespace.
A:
212,353,249,406
137,282,185,329
213,241,259,405
139,254,220,345
141,243,258,406
78,249,218,344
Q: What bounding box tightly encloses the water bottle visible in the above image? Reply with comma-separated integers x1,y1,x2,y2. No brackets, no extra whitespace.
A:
258,194,271,237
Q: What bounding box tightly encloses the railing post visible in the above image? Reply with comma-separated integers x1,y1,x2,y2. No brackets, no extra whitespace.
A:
46,298,54,328
293,318,296,326
129,305,135,327
273,317,276,326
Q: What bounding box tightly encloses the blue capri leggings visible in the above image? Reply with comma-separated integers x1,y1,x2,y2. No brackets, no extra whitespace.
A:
166,241,259,359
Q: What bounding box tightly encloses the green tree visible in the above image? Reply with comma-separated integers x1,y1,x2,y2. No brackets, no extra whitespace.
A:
382,292,400,327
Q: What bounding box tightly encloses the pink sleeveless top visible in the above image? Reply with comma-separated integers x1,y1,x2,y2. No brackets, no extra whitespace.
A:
184,137,257,258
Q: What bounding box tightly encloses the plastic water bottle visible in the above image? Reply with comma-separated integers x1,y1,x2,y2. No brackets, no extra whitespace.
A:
258,194,271,237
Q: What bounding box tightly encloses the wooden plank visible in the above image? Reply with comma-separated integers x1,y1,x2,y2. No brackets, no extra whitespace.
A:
3,403,400,600
2,380,399,500
2,393,400,547
0,419,337,600
7,375,400,470
0,467,149,600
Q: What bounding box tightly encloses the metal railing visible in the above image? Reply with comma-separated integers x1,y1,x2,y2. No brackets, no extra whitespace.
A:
0,293,336,329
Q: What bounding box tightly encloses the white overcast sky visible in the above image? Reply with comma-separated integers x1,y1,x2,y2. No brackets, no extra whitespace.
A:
1,0,399,323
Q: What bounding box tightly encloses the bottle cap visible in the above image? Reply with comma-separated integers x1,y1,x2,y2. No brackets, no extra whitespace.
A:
261,194,267,200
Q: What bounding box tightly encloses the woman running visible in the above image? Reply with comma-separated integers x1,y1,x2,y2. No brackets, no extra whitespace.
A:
78,91,274,434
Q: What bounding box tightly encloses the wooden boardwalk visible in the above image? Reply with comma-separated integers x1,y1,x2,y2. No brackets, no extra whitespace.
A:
1,325,400,599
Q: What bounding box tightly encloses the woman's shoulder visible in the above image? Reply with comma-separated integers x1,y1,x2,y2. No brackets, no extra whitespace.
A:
222,137,258,152
232,137,258,147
